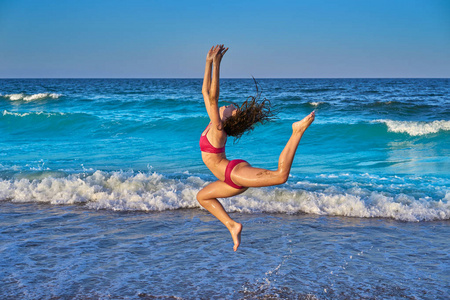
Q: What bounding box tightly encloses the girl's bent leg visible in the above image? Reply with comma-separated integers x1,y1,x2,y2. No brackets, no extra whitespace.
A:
232,111,315,188
196,180,248,251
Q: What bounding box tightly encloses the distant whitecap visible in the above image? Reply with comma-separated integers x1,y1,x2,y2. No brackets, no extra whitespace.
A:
374,119,450,136
3,93,62,101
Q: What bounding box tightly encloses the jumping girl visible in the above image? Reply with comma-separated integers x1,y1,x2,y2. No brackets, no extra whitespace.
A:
197,45,315,251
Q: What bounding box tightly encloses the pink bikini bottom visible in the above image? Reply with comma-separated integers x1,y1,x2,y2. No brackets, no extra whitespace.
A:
224,159,248,189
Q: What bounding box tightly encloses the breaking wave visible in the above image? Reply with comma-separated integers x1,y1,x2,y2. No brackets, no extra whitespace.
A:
1,93,62,101
374,119,450,136
0,171,448,222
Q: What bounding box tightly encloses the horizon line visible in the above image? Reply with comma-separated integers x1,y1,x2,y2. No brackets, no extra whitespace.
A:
1,77,449,80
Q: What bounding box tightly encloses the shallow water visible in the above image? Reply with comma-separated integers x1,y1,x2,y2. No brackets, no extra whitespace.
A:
1,202,448,299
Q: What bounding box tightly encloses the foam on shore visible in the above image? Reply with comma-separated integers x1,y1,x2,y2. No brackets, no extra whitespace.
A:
0,171,448,222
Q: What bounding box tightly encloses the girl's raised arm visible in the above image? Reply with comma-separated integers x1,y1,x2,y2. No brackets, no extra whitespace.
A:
202,46,214,98
202,45,228,127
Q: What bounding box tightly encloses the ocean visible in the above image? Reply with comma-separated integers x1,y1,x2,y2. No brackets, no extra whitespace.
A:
0,78,449,299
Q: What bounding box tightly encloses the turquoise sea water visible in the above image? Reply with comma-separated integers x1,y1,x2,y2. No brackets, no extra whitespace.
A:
1,79,449,299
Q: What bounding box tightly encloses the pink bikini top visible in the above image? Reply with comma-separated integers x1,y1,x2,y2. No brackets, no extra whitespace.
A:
200,124,226,153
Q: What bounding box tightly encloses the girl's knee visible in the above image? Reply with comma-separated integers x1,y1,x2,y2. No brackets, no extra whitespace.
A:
276,170,289,185
196,190,204,203
196,190,211,205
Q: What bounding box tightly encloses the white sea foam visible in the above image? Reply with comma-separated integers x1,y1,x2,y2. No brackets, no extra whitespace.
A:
309,101,324,107
2,110,65,117
228,188,449,222
3,93,61,101
0,171,448,222
374,119,450,136
0,171,201,211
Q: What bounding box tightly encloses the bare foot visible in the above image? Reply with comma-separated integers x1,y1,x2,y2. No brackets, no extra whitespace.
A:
292,111,315,133
230,222,243,251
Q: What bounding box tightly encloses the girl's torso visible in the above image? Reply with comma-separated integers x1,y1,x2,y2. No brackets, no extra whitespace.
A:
200,124,230,181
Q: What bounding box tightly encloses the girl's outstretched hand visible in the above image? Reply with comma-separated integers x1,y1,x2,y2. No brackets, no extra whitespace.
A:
206,45,216,63
206,44,228,64
214,44,228,64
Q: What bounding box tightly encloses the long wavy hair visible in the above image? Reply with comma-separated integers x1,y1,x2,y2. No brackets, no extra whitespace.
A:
222,78,276,141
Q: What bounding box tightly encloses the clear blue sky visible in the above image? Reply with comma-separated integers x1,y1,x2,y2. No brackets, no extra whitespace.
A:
0,0,449,78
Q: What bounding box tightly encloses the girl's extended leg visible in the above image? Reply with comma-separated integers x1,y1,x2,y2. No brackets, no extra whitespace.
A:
196,181,248,251
232,111,315,188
